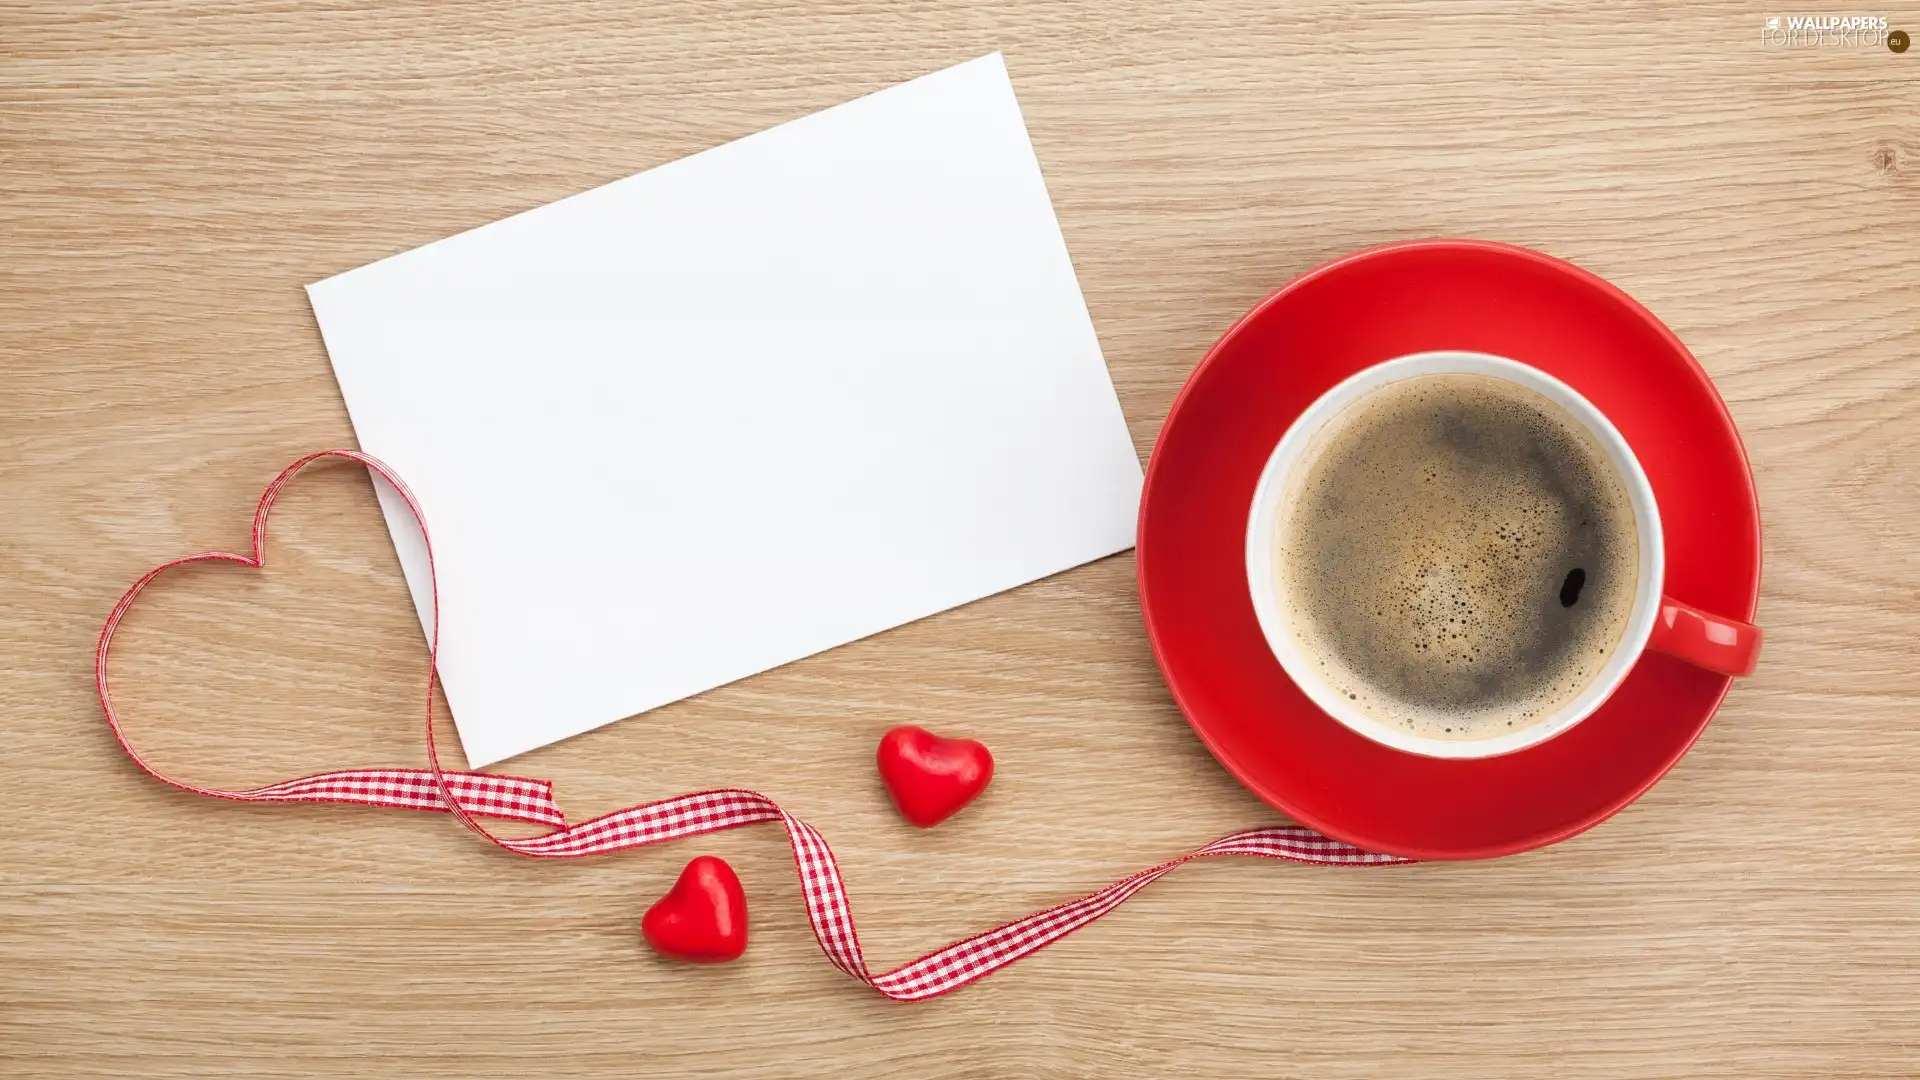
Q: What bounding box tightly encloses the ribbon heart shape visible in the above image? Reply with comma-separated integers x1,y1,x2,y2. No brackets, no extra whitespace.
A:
96,449,1408,1000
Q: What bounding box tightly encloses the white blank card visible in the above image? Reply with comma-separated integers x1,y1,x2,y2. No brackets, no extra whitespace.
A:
307,53,1143,766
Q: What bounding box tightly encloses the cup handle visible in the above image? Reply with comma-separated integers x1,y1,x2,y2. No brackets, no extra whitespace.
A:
1646,595,1762,677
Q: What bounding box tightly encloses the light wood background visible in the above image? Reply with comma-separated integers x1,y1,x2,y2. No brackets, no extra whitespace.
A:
4,2,1917,1077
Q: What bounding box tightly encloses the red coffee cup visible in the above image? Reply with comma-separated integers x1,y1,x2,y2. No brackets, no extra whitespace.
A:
1245,350,1760,760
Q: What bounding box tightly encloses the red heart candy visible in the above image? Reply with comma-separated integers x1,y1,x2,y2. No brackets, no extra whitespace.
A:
876,725,994,828
641,855,748,963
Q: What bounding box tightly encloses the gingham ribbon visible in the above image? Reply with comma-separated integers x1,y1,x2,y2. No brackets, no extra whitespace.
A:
97,450,1408,1001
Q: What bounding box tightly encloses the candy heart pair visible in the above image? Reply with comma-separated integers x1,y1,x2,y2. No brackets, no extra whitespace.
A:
643,725,993,962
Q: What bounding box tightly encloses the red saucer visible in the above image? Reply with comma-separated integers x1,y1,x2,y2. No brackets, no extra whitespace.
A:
1137,240,1761,860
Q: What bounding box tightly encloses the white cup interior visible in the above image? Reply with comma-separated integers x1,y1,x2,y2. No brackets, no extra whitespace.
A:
1244,351,1665,759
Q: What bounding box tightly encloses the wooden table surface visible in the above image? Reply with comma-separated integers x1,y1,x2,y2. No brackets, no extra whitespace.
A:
5,3,1918,1076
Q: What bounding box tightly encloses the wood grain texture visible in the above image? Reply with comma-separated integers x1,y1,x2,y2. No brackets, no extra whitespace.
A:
3,2,1918,1076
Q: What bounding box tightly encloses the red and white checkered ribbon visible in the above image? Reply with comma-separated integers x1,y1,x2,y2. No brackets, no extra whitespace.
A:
96,450,1408,1000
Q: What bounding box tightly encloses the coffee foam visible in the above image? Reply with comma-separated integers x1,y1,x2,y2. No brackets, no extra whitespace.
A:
1272,373,1638,741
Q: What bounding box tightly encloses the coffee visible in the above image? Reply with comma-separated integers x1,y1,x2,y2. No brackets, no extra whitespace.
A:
1272,373,1638,741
